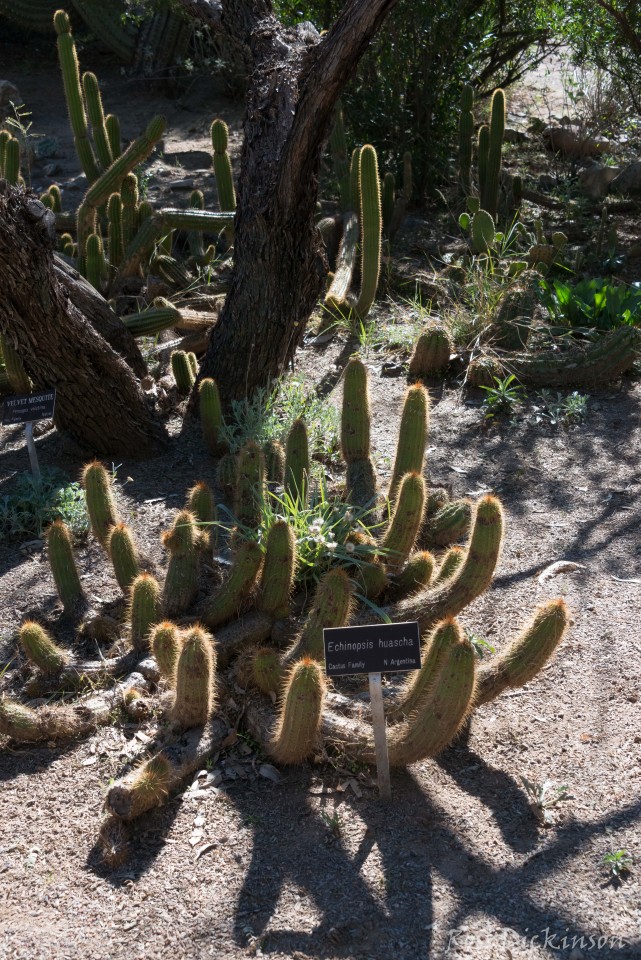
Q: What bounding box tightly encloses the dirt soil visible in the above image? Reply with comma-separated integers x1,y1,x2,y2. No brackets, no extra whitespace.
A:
1,41,641,960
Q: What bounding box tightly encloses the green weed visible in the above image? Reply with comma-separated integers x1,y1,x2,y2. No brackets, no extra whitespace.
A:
0,468,89,541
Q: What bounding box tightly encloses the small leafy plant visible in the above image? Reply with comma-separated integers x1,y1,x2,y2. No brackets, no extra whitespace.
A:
539,277,641,332
602,849,633,880
0,469,89,541
520,776,570,826
480,374,525,419
532,390,588,427
465,628,496,659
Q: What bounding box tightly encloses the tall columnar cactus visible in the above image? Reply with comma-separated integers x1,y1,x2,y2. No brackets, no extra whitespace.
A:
187,481,215,529
352,144,382,319
108,523,140,594
171,350,196,395
120,173,139,251
151,622,183,682
85,232,105,290
234,441,265,530
409,327,451,378
203,539,263,628
105,113,121,159
287,567,354,662
211,119,236,212
389,384,429,502
107,193,124,267
477,123,489,201
198,378,226,457
82,71,112,171
47,519,84,614
251,647,283,695
171,627,216,729
128,573,161,652
258,520,296,620
284,418,310,505
425,500,472,548
263,439,285,486
349,147,360,213
392,617,461,718
162,510,205,617
458,84,474,193
269,658,326,765
0,129,10,175
481,89,505,220
54,9,99,183
82,460,119,547
341,357,377,507
122,303,181,337
19,621,68,675
380,472,426,571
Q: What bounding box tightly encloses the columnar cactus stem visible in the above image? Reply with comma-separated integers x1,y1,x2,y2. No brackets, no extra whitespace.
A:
341,357,370,463
129,573,161,652
391,617,461,719
171,350,196,395
203,540,263,628
287,567,354,662
391,551,434,598
258,520,296,620
481,89,505,220
380,472,426,571
264,440,285,486
0,336,31,393
47,519,85,614
251,647,283,694
123,304,181,337
82,460,119,547
425,500,472,548
161,510,204,617
324,212,358,309
172,627,217,730
105,113,121,159
476,599,569,706
151,622,183,682
199,378,227,457
284,418,310,505
85,233,105,291
352,144,382,319
211,119,236,212
409,328,451,378
111,756,172,820
268,658,326,765
389,384,429,502
82,71,113,171
107,193,124,267
234,441,265,530
432,546,465,586
108,523,140,594
84,115,166,209
4,137,20,185
19,621,68,675
54,10,99,183
120,173,139,251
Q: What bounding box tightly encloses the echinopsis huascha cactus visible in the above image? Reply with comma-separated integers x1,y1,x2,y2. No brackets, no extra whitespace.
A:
1,363,571,869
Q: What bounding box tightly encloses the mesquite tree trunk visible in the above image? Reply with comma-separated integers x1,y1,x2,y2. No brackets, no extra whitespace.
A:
0,184,166,457
178,0,399,401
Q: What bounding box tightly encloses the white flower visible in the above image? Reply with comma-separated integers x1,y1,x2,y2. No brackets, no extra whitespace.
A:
345,542,355,554
325,541,337,551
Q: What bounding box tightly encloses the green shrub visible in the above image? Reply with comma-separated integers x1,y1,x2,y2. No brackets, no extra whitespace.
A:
0,468,89,541
539,278,641,332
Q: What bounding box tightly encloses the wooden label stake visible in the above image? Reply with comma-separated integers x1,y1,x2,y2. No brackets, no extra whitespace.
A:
368,671,391,801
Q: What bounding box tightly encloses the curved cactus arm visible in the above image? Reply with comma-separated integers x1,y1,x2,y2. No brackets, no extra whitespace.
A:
123,304,182,337
286,567,354,662
388,617,460,721
476,599,569,706
202,540,263,629
351,144,382,319
389,384,429,502
380,472,426,571
267,658,326,765
0,693,112,744
506,326,641,387
106,715,229,820
19,621,69,675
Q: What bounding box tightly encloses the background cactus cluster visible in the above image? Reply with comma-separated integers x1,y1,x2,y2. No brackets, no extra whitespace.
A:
0,365,570,866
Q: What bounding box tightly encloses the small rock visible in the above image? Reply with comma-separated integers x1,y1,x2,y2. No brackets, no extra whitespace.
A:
168,178,195,190
543,125,609,160
609,160,641,196
504,127,528,144
579,164,621,199
0,79,21,120
381,362,404,378
42,162,63,177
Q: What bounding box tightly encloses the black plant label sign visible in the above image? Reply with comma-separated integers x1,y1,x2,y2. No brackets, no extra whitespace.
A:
2,390,56,425
323,621,421,677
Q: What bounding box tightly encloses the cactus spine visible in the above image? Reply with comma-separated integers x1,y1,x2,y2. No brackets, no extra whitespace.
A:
481,89,505,220
389,384,429,502
352,144,382,319
47,519,84,613
108,523,140,593
458,84,474,193
82,460,119,547
151,622,182,681
162,510,204,617
171,350,196,395
19,621,68,674
269,658,326,765
258,520,296,620
129,573,161,651
284,418,310,505
172,627,216,729
476,599,568,705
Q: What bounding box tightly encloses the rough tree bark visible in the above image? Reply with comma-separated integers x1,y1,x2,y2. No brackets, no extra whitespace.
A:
0,184,166,457
177,0,399,402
